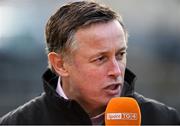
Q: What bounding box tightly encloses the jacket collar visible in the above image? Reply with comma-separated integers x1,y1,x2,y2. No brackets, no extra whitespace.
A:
42,68,137,97
42,69,59,98
121,68,137,97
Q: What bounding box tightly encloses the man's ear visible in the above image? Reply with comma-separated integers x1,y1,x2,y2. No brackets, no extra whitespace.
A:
48,52,69,77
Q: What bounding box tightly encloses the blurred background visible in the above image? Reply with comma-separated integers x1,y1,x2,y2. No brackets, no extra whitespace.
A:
0,0,180,116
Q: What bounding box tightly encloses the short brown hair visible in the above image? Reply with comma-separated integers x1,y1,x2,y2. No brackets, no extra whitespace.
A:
45,0,127,68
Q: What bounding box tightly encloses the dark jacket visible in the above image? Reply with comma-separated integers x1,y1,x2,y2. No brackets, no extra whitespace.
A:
0,68,180,125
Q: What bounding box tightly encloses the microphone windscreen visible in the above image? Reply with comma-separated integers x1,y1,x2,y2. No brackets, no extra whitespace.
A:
105,97,141,125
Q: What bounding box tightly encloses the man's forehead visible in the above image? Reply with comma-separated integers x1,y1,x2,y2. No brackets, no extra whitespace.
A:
75,20,126,41
76,20,127,42
92,45,127,54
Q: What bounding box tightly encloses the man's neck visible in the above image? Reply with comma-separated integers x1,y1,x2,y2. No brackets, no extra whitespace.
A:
60,77,105,118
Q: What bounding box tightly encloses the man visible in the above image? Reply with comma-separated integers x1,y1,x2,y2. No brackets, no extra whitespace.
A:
0,1,180,125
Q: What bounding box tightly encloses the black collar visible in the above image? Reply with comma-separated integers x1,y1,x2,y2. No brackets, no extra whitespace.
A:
121,68,137,97
42,68,137,97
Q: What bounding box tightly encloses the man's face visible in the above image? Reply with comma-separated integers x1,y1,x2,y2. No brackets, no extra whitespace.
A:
63,20,127,115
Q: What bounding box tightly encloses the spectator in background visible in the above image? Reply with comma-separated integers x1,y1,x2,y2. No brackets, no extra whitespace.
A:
0,1,180,125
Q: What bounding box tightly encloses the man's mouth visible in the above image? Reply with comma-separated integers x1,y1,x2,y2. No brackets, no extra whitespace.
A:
104,83,122,95
107,84,120,90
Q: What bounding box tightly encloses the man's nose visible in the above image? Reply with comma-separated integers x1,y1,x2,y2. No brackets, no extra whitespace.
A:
108,58,122,78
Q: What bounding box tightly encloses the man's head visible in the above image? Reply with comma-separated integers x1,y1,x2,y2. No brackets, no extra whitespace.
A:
45,1,127,63
45,1,128,117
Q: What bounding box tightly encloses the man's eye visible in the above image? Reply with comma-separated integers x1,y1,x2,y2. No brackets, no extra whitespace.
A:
97,56,106,61
94,56,107,64
116,52,126,60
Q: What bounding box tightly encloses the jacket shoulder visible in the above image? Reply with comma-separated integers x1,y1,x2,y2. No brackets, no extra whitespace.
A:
0,93,46,125
134,92,180,125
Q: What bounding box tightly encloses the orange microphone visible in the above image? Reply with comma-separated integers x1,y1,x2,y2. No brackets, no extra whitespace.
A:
105,97,141,125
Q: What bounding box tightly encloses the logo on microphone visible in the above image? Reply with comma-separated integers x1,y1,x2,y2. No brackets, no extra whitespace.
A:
106,113,138,120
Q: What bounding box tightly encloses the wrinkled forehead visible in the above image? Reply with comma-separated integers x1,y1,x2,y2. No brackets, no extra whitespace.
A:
74,20,127,52
75,20,127,44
